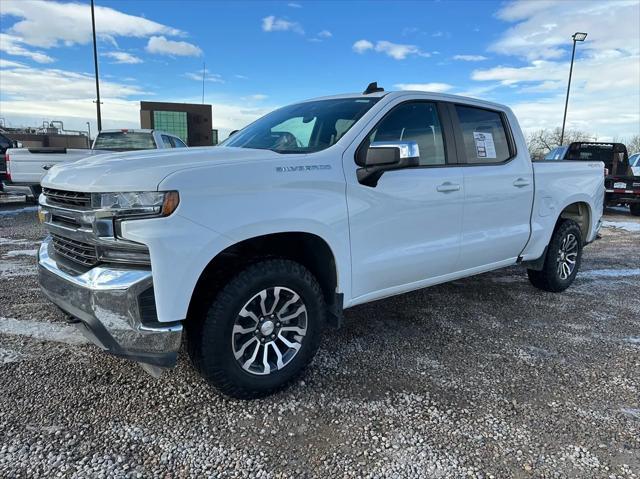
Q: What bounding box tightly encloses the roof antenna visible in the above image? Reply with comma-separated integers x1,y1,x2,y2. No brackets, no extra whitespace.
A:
363,82,384,94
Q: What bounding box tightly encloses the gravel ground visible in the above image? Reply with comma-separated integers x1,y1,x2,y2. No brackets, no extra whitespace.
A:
0,203,638,478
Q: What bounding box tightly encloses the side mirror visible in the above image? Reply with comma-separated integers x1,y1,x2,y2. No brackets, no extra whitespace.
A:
358,141,420,187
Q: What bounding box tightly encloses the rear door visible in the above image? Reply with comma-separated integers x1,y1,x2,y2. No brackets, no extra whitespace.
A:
345,99,465,300
450,103,534,270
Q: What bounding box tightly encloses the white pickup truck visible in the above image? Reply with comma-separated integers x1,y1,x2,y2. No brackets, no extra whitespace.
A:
5,129,187,198
37,86,604,398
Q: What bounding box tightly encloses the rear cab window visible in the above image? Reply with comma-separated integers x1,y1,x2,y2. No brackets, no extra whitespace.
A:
93,131,156,151
453,105,512,164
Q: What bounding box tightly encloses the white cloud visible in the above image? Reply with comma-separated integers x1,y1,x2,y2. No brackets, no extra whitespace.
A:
318,30,332,38
490,0,639,60
453,54,488,61
352,39,373,54
287,2,302,7
352,39,430,60
184,69,224,83
0,61,273,142
394,83,454,93
475,0,640,139
102,51,143,64
146,36,202,57
0,62,145,100
0,58,27,69
261,16,304,34
0,0,182,48
248,94,268,101
0,33,54,63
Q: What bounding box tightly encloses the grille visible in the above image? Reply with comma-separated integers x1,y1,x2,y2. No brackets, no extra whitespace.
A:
51,234,98,267
43,188,91,208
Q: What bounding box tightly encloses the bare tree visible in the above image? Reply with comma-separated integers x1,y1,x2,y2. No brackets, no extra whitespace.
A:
625,134,640,154
526,127,595,160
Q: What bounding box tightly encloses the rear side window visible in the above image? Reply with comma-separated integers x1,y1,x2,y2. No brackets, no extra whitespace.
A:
454,105,511,164
173,137,187,148
368,102,446,166
161,135,174,148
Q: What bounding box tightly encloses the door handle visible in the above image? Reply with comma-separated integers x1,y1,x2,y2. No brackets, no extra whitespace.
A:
513,178,530,188
436,182,461,193
42,164,54,171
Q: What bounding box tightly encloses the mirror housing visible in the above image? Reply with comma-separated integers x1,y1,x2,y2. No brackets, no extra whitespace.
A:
357,141,420,187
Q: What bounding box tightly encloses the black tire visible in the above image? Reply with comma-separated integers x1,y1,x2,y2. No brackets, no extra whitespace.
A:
187,259,325,399
28,185,42,204
527,219,583,292
630,203,640,216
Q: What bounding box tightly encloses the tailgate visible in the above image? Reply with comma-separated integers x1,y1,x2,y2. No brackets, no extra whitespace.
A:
7,148,92,183
605,176,640,196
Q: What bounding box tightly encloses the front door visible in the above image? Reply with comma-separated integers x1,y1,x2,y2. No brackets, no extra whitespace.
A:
345,101,465,300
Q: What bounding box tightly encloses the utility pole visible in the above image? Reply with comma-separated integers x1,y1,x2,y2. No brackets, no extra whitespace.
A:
560,32,587,145
202,62,206,104
86,121,91,147
91,0,102,132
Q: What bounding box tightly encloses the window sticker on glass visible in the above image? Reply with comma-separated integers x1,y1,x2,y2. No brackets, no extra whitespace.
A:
473,132,497,159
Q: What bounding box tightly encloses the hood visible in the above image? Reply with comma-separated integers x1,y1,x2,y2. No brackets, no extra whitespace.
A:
41,147,278,192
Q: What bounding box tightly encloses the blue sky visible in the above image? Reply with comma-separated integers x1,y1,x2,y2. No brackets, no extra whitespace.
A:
1,0,638,140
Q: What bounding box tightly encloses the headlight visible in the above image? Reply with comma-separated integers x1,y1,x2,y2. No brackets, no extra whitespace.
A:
91,191,180,217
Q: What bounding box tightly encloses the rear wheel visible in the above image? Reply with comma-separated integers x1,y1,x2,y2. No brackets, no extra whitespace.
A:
527,219,582,292
630,203,640,216
187,259,325,399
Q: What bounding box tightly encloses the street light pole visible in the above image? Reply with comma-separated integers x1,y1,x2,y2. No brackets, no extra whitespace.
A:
90,0,102,132
560,32,587,145
86,121,91,147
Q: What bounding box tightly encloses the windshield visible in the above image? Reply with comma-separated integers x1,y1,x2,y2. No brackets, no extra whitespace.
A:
93,131,156,151
222,97,380,153
630,153,640,167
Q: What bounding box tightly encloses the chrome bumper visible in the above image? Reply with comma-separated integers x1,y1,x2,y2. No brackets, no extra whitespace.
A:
38,236,182,367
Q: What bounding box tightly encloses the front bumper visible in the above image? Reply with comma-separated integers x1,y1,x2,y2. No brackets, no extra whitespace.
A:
38,236,182,367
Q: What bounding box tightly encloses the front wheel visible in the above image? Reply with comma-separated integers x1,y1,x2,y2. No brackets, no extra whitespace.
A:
187,259,325,399
527,219,583,292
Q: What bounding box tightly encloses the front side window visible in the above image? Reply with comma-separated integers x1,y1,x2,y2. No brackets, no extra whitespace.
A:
455,105,511,164
367,102,446,166
222,98,379,154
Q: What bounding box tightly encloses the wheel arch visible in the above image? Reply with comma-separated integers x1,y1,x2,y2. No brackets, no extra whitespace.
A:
187,231,343,327
557,200,592,242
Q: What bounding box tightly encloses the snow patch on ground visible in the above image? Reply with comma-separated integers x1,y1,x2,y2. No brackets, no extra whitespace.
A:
0,317,89,345
624,337,640,345
0,347,27,364
581,269,640,279
0,237,37,246
0,206,38,217
602,221,640,233
0,259,37,277
3,249,38,258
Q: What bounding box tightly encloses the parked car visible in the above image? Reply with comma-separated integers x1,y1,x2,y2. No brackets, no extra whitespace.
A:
5,129,187,199
564,142,639,216
630,152,640,176
543,145,569,160
37,85,605,398
0,131,21,193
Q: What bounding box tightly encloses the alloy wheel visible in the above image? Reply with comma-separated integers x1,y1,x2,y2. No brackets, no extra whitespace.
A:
557,233,578,280
231,286,307,376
